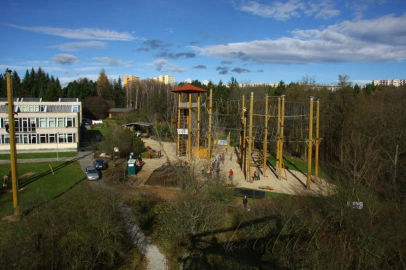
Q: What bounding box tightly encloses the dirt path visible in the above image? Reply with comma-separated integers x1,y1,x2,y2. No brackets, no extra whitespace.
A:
119,203,168,270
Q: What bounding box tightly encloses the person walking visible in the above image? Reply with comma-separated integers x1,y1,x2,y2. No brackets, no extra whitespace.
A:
2,174,8,188
228,169,234,185
243,195,248,209
202,165,206,175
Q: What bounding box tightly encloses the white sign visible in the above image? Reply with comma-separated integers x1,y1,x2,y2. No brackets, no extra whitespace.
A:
177,128,188,135
218,140,228,146
114,147,119,152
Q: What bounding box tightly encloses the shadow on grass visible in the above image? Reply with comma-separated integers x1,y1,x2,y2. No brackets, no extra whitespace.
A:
180,214,286,269
22,177,86,216
18,152,92,188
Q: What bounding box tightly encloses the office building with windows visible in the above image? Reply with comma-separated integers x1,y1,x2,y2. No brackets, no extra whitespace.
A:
0,98,82,153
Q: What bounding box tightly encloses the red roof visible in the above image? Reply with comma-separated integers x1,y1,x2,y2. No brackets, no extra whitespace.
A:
171,84,208,93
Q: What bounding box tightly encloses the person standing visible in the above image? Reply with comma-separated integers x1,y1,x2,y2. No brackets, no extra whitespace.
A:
2,174,8,188
243,195,248,209
229,169,234,184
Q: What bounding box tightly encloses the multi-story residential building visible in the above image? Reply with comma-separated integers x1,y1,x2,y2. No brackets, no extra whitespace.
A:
153,75,175,85
0,98,82,153
123,75,141,88
372,79,406,87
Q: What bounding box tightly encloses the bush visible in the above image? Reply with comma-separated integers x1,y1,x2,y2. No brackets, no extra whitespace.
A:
0,183,137,270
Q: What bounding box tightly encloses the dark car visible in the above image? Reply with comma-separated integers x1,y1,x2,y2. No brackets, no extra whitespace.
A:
94,159,107,170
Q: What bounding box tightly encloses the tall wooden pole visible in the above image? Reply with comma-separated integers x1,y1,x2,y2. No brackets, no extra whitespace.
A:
197,93,201,157
177,93,181,156
187,93,192,159
241,95,246,173
207,89,213,168
307,96,314,188
315,98,320,178
6,71,19,218
263,95,268,175
247,92,254,181
278,95,285,179
276,97,281,178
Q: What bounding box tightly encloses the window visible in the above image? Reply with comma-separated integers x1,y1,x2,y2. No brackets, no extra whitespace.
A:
72,105,79,112
0,134,10,144
48,118,56,128
58,133,66,143
67,133,74,143
58,118,65,128
30,134,37,144
49,134,55,143
67,117,74,127
39,118,47,128
40,134,47,143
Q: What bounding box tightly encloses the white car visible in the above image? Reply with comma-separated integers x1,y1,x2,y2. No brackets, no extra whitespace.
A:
85,166,100,181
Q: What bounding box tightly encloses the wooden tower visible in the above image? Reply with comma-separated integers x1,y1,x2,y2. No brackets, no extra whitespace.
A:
172,84,207,159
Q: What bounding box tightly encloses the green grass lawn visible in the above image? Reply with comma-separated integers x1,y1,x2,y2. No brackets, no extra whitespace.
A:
0,161,85,217
0,151,77,160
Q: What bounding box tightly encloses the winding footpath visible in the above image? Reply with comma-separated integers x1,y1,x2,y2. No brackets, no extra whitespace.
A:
119,203,168,270
77,152,168,270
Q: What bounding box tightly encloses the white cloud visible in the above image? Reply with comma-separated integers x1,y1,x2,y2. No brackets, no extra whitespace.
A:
53,54,78,65
184,78,192,83
6,24,135,41
239,0,340,20
51,41,106,51
153,59,185,72
93,56,124,66
193,13,406,64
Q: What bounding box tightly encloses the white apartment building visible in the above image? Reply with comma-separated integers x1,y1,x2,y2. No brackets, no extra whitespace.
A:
0,98,82,153
372,79,406,87
153,75,175,85
123,75,141,88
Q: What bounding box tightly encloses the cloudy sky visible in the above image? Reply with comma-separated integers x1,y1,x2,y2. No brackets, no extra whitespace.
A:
1,0,405,85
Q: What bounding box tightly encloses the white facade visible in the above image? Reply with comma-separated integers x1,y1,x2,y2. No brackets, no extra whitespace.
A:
372,79,406,87
153,75,175,85
0,98,82,153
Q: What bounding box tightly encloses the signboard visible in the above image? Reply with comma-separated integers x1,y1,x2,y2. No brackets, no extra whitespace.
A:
218,140,228,146
177,128,188,135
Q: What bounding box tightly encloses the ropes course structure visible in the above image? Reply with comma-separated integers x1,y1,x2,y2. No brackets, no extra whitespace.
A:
173,86,321,189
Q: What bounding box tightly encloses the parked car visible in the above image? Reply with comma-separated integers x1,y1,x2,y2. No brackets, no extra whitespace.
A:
94,159,107,170
85,166,100,181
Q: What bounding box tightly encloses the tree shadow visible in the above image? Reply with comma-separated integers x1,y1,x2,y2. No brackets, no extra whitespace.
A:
18,152,92,188
179,214,290,270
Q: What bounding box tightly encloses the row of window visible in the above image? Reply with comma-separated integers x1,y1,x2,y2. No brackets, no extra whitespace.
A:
15,105,80,113
0,117,76,131
0,133,76,145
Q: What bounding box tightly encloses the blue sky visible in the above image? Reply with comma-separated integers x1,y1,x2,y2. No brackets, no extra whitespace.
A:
1,0,405,86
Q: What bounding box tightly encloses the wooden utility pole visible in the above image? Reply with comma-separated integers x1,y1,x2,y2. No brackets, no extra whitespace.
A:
247,92,254,181
315,99,321,178
187,93,192,159
207,89,213,169
307,96,314,188
176,93,181,156
278,95,285,180
263,95,269,175
276,97,281,178
197,93,201,156
241,95,246,173
6,71,19,218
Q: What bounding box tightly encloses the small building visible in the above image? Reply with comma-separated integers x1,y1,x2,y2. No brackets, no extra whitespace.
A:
122,122,152,137
108,107,134,119
0,98,82,153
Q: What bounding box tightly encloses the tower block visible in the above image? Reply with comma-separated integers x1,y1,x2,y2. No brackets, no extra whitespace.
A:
172,84,208,160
